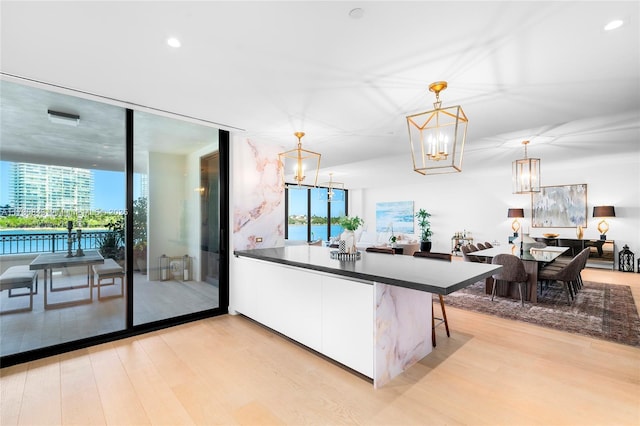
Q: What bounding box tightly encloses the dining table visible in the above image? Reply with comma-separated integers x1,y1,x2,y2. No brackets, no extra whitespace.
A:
29,250,104,309
471,244,569,303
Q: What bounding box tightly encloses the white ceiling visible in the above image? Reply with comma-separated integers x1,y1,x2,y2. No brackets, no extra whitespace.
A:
1,1,639,189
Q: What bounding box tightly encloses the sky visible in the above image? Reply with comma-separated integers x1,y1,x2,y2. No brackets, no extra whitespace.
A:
1,161,130,211
288,186,345,217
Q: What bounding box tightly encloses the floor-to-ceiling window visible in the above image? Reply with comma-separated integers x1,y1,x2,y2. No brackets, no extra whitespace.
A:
0,78,228,365
285,186,348,242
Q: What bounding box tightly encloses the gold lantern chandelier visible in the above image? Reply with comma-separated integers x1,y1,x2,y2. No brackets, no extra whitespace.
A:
512,140,541,193
278,132,321,187
319,172,345,202
406,81,468,175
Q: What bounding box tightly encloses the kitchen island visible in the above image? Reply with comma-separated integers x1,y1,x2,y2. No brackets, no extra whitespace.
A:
232,245,500,387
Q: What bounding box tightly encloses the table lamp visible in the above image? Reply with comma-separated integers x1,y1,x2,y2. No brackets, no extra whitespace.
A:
593,205,615,240
508,208,525,236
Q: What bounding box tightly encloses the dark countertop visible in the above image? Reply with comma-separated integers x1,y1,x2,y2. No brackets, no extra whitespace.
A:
234,246,501,295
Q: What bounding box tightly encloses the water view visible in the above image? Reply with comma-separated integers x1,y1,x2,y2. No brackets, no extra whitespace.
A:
288,224,344,241
0,229,108,255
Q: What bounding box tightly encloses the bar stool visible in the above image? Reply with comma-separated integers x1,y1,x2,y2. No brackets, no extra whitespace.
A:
413,251,451,347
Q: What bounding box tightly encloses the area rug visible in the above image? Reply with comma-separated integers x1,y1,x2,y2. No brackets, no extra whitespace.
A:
443,280,640,347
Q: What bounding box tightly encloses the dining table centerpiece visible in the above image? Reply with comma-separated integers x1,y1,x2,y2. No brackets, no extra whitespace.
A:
338,216,363,254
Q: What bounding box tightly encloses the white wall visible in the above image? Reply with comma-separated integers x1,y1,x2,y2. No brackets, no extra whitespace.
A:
148,152,188,280
357,150,640,268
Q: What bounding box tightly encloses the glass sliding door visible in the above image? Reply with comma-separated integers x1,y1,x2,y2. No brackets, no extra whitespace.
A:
132,111,220,325
0,79,126,357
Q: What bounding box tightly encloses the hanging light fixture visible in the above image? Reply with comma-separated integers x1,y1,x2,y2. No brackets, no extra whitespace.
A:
406,81,468,175
319,172,345,202
512,140,541,193
278,132,321,187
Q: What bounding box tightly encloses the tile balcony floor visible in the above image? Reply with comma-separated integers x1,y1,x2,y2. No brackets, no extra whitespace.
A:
0,269,219,357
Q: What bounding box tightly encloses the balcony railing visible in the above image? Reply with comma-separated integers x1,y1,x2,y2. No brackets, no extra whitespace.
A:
0,231,110,255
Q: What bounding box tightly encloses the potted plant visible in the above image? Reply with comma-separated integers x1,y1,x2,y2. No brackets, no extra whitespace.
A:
98,217,125,265
338,216,363,254
415,208,432,252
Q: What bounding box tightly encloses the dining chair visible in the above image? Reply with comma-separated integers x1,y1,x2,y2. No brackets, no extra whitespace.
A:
462,244,484,263
365,247,395,255
490,254,529,306
538,248,589,304
484,242,493,248
477,243,487,250
413,251,451,347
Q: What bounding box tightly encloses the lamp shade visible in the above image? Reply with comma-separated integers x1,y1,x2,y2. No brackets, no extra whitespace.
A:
507,208,525,218
593,205,616,218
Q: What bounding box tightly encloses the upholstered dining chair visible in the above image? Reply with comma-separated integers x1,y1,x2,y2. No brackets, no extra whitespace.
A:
490,254,529,306
461,244,484,263
413,251,451,347
476,243,487,250
484,242,493,248
538,248,590,304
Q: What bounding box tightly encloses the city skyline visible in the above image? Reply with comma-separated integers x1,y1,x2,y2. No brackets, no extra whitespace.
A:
1,161,127,211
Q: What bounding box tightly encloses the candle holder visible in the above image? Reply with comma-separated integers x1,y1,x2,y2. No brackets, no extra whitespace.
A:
66,221,75,257
75,229,85,257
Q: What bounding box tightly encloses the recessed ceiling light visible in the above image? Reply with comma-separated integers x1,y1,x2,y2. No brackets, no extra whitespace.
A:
604,20,623,31
349,8,364,19
167,37,181,48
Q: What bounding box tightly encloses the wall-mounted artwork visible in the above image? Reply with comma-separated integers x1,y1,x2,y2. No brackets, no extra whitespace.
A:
376,201,414,233
531,184,587,228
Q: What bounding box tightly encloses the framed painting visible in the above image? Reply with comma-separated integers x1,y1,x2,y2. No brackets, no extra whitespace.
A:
531,184,587,228
375,201,414,233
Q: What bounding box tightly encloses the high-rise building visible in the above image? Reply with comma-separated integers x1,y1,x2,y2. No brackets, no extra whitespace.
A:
9,163,93,215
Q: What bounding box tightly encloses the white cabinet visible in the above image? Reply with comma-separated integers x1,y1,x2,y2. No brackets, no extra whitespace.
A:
231,255,431,385
321,275,374,378
232,257,373,376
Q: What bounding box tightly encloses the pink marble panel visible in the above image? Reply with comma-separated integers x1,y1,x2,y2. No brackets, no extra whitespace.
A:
374,282,432,388
232,136,284,250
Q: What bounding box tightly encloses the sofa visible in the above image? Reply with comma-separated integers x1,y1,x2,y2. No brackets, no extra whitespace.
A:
355,230,419,256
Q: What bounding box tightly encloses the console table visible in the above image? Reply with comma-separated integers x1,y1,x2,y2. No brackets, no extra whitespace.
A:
451,236,474,256
534,237,615,269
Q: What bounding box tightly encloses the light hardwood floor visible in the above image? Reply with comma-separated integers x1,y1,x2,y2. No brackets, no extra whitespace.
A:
1,268,639,425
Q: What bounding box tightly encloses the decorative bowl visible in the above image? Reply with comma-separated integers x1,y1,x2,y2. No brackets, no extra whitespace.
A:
543,233,559,238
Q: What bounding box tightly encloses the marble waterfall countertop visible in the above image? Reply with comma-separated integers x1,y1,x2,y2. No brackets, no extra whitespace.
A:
234,245,501,295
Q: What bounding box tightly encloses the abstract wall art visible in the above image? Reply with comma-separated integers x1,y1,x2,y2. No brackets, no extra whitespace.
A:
531,184,587,228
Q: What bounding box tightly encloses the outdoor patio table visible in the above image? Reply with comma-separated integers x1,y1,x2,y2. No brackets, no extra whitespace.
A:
29,250,104,309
